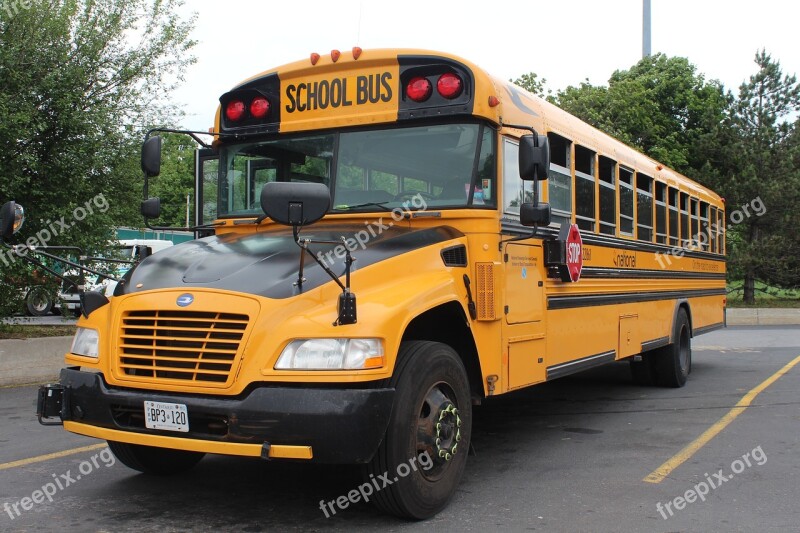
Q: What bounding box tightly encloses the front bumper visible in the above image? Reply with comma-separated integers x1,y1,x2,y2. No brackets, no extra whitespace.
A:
38,368,394,464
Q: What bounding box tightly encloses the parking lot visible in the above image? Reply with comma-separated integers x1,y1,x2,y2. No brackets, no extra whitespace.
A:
1,325,798,532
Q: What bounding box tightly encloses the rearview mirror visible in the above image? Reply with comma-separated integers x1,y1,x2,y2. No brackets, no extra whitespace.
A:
0,201,25,239
520,202,551,227
140,197,161,219
141,136,163,178
519,134,550,181
261,182,330,227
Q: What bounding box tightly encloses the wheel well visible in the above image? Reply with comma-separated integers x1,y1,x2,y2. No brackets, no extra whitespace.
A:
676,301,693,338
402,302,484,400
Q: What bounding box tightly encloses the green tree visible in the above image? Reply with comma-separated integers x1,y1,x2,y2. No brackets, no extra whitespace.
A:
510,72,552,100
0,0,196,316
553,54,732,181
147,133,199,227
723,51,800,303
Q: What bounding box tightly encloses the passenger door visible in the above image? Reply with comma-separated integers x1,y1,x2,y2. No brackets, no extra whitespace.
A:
503,242,547,389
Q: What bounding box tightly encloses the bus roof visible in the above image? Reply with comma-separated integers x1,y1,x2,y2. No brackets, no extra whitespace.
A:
216,48,721,205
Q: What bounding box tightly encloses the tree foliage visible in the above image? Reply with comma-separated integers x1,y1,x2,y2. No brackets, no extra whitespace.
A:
510,72,552,100
554,54,732,180
0,0,196,315
723,51,800,301
147,133,199,227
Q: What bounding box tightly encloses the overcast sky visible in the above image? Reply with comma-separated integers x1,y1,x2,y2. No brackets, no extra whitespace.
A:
172,0,800,131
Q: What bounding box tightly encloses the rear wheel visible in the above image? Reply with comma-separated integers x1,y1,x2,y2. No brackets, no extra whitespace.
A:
365,341,472,519
107,441,205,475
654,308,692,388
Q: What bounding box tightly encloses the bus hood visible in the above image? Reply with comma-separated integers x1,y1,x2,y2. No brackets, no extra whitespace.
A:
116,224,463,299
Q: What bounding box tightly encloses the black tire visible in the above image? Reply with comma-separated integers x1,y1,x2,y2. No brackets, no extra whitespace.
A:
107,441,205,475
365,341,472,520
25,287,53,316
654,308,692,388
629,353,657,386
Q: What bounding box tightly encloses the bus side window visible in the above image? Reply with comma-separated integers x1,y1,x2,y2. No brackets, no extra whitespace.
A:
679,192,689,245
700,201,710,252
598,156,616,235
636,173,654,242
668,187,679,246
574,145,595,232
619,167,634,236
655,181,667,244
547,132,572,228
710,206,718,253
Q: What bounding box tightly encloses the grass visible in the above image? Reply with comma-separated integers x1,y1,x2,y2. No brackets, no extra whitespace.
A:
727,280,800,308
0,324,76,339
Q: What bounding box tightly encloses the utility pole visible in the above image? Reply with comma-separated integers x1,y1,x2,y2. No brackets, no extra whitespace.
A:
643,0,652,57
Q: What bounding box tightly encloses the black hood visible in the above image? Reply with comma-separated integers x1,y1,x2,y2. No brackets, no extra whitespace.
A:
116,224,463,299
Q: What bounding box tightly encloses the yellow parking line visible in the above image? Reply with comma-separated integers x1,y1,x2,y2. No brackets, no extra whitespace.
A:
0,443,107,471
644,354,800,484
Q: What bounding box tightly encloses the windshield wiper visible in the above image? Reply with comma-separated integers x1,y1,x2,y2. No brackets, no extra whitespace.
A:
332,202,392,212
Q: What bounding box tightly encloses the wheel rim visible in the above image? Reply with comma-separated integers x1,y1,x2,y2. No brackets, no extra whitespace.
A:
415,381,461,481
30,291,49,312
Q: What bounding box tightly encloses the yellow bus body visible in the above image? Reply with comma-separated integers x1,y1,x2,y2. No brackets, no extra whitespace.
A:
45,48,725,518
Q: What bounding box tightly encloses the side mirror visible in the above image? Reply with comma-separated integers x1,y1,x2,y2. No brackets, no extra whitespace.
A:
520,202,551,227
141,136,163,178
0,201,25,239
261,182,330,227
519,134,550,181
141,198,161,219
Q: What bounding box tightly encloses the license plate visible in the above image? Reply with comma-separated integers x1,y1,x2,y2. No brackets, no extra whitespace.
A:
144,401,189,432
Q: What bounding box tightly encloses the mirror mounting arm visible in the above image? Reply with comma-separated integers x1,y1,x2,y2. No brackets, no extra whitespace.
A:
292,233,357,326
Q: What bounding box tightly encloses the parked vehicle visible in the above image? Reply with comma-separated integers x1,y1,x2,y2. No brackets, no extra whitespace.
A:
59,240,174,313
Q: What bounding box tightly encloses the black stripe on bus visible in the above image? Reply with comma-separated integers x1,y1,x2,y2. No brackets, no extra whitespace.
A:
580,267,726,280
693,322,725,336
500,222,726,264
546,350,616,380
641,336,670,352
547,288,727,310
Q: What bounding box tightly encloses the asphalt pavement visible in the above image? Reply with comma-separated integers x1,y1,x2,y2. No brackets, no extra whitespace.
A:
1,325,798,532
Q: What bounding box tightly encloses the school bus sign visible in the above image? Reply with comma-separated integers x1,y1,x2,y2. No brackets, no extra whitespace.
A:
280,60,399,132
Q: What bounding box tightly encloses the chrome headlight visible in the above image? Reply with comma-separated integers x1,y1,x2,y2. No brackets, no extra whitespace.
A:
275,338,384,370
70,327,99,358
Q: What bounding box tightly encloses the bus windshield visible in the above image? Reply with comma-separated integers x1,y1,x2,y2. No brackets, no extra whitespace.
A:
217,123,495,217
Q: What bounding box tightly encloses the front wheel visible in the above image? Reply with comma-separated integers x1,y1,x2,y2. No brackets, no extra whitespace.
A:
366,341,472,519
107,441,205,475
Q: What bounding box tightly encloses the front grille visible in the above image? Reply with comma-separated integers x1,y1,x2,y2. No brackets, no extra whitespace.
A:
117,310,249,386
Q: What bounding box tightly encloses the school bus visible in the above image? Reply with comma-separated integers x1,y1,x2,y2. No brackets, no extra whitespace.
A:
31,48,726,519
